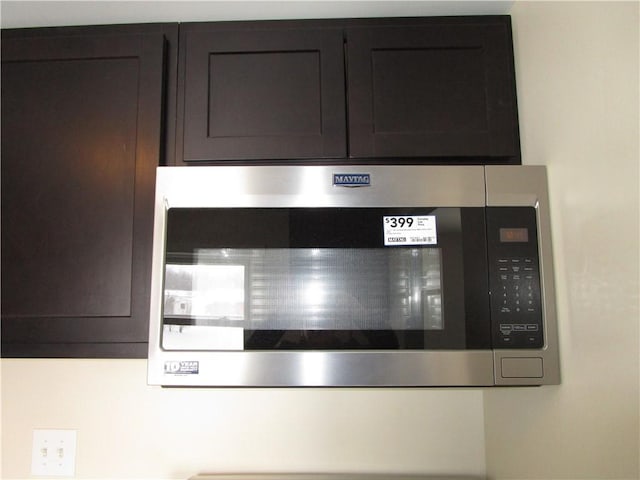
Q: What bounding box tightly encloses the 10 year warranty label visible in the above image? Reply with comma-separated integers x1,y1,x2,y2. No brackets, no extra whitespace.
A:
383,215,437,246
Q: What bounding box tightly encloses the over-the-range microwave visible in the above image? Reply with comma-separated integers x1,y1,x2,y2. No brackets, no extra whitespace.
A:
147,165,560,387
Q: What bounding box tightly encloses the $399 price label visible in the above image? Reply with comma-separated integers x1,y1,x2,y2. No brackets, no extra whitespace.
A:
383,215,437,246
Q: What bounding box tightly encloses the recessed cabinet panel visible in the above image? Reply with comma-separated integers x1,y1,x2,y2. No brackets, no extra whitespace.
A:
180,27,346,162
208,51,322,138
371,48,487,134
1,25,173,357
2,57,138,318
347,21,520,160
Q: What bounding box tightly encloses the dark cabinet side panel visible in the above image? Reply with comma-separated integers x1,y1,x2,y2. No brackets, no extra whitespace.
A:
346,19,520,161
1,27,171,357
178,26,346,163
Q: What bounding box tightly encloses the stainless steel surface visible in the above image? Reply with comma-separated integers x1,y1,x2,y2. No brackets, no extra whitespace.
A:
147,165,559,387
485,166,560,385
152,165,486,208
149,350,494,387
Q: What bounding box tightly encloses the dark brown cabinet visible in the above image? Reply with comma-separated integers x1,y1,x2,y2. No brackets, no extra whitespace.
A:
177,24,346,163
1,24,177,357
346,19,520,160
176,17,520,165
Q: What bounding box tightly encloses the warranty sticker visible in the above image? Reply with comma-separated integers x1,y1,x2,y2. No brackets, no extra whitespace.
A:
164,361,199,375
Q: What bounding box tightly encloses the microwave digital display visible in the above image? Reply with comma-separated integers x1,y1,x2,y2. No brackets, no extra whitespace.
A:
500,227,529,243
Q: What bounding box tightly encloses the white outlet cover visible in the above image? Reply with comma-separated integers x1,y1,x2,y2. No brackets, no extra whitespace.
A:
31,429,77,477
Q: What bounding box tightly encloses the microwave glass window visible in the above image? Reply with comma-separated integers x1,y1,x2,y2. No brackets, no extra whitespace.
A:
162,263,245,350
164,263,245,319
162,247,443,350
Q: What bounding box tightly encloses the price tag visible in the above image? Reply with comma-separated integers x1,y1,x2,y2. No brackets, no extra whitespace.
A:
383,215,437,246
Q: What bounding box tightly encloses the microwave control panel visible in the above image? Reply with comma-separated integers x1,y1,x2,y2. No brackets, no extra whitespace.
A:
487,207,544,349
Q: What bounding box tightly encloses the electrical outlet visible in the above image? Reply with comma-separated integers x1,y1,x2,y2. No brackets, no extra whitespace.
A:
31,429,77,477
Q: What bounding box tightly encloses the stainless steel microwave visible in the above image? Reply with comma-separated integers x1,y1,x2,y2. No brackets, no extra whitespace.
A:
147,165,559,387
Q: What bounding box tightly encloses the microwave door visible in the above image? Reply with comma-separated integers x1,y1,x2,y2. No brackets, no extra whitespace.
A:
158,207,490,354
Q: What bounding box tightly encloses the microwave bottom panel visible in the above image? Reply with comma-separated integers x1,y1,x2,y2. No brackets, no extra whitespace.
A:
148,350,552,387
151,350,494,387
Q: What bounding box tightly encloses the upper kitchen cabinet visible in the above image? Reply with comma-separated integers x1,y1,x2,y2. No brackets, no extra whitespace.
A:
177,23,347,163
346,17,520,161
1,24,177,357
175,17,520,164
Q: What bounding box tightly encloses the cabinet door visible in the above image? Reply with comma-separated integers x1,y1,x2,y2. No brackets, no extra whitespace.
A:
1,27,170,357
178,26,346,163
346,19,520,161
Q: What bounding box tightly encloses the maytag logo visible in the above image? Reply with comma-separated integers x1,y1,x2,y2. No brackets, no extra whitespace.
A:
333,173,371,187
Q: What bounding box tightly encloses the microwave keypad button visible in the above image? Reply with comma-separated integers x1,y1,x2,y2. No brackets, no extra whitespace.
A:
493,256,543,347
495,258,534,315
500,324,513,334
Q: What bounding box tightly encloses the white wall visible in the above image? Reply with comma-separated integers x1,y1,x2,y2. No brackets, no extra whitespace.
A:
1,360,486,479
0,1,513,28
484,2,640,479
